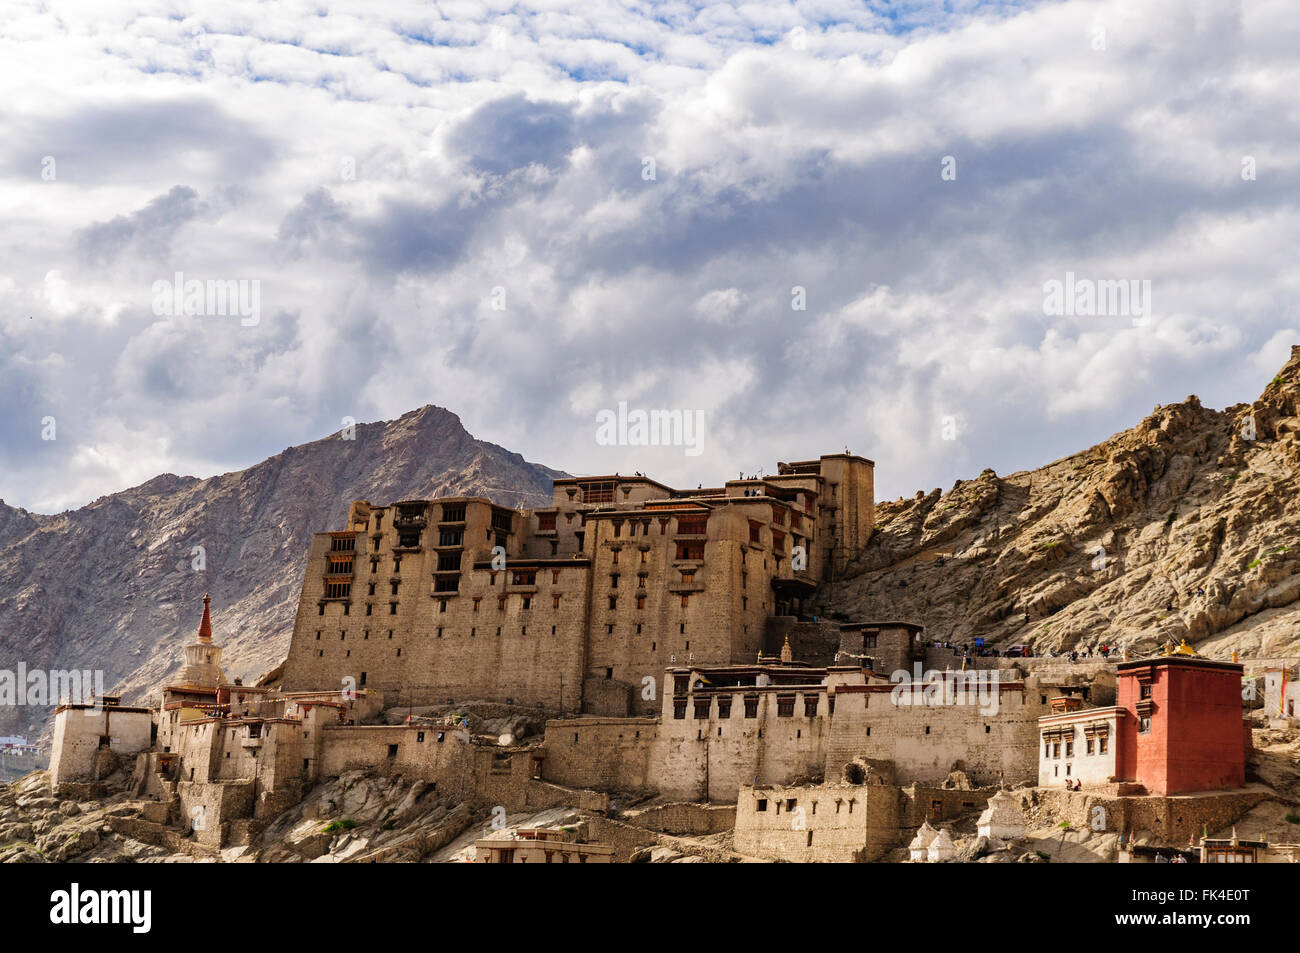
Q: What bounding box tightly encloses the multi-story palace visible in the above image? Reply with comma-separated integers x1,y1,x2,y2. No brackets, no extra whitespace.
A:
280,454,875,715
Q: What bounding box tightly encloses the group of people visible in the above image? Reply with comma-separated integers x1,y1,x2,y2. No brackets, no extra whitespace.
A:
1164,587,1206,612
934,640,1130,663
1064,777,1083,791
944,641,1027,659
1068,644,1111,662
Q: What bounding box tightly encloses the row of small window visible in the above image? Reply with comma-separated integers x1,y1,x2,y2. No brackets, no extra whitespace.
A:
362,567,707,599
484,849,594,863
755,797,853,815
318,648,403,658
569,729,645,742
318,590,397,613
315,624,563,646
319,585,568,608
673,694,821,720
608,516,708,538
1045,737,1109,758
437,569,571,592
387,531,476,549
495,568,578,586
328,564,584,595
608,594,696,610
322,587,719,613
349,581,404,596
602,545,725,569
608,572,674,588
750,524,809,551
320,589,399,610
1203,849,1256,863
362,529,503,550
372,565,569,585
469,595,564,610
369,504,468,529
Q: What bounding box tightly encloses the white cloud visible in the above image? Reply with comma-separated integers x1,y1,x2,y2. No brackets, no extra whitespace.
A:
2,0,1299,510
695,287,748,323
42,271,80,318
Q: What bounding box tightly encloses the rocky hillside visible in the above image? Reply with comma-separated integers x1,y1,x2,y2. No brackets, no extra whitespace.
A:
0,407,563,742
0,769,743,864
822,345,1300,668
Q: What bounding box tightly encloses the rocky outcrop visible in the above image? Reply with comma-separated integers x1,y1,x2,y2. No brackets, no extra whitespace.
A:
824,346,1300,664
0,767,739,864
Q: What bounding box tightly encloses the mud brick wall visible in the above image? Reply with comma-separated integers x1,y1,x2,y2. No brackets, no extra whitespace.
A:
733,782,901,862
541,718,657,792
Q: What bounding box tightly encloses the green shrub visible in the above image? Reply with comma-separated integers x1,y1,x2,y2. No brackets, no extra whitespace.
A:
322,819,357,834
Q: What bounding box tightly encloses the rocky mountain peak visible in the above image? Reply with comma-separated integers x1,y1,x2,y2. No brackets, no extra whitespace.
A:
0,407,563,743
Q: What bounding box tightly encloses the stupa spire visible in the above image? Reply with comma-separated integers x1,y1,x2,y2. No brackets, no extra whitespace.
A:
197,593,213,644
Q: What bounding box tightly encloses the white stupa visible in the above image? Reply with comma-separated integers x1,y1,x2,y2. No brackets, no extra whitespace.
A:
927,828,957,863
977,789,1027,841
908,821,938,862
179,594,226,689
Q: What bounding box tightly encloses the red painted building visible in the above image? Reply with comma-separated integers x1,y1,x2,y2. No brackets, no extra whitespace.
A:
1115,655,1249,795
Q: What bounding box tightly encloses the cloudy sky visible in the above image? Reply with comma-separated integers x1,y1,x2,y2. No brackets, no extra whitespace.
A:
2,0,1297,513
